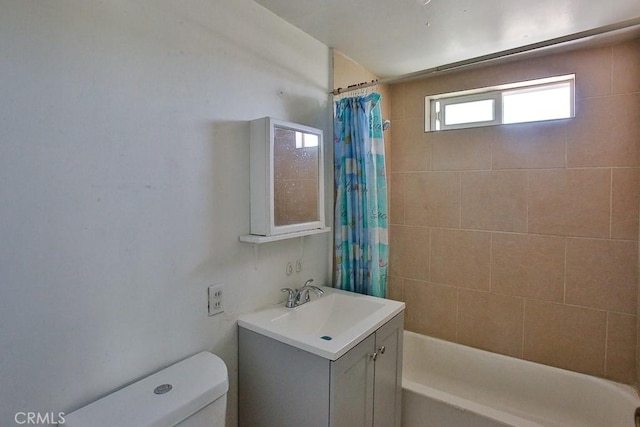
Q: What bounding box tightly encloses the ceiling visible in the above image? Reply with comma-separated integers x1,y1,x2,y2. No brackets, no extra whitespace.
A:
254,0,640,80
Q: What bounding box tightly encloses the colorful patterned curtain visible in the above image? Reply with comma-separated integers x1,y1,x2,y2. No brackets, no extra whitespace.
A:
333,93,388,297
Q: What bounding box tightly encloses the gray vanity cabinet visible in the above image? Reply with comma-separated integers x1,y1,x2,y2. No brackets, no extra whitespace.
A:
329,334,375,427
329,313,403,427
372,314,404,427
239,312,403,427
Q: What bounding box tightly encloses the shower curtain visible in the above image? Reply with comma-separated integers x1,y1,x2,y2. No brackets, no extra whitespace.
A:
333,92,388,298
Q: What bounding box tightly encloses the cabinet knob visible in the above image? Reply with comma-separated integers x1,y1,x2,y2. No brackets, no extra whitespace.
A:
379,345,386,354
370,352,378,362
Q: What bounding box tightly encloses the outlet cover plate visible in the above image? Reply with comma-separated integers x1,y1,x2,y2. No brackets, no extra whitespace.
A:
208,284,224,316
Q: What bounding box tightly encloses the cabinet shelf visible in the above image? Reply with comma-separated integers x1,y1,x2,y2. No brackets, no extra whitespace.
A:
239,227,331,244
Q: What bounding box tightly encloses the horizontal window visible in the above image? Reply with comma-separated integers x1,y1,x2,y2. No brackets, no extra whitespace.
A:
425,74,575,132
295,131,319,148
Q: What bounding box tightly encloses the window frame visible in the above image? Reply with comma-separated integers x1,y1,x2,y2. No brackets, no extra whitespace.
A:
424,74,575,132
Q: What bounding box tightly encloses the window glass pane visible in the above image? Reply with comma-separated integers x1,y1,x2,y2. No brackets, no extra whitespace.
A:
295,131,303,148
503,83,571,124
295,131,319,148
444,99,494,125
304,133,319,147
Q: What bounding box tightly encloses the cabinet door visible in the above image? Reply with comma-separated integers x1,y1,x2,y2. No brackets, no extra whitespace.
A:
373,313,404,427
329,334,376,427
239,328,330,427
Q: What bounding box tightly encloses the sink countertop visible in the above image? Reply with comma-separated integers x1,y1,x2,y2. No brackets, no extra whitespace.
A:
237,286,405,360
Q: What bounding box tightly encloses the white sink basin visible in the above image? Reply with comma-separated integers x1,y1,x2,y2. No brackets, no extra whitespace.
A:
237,286,405,360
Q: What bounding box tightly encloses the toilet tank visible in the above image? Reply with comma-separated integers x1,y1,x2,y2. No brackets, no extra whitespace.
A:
63,352,228,427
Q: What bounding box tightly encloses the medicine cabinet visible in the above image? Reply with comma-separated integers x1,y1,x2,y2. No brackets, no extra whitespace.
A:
240,117,330,243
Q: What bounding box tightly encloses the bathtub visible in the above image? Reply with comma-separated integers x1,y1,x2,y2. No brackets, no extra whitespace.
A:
402,331,640,427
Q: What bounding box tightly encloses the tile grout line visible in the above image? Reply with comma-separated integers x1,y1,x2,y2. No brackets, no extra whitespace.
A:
428,226,432,283
455,288,459,342
489,232,493,293
525,170,530,234
564,119,568,169
400,224,634,242
563,237,567,304
604,311,609,378
458,172,463,228
402,173,407,225
522,299,527,359
609,46,614,95
609,168,613,239
428,131,432,171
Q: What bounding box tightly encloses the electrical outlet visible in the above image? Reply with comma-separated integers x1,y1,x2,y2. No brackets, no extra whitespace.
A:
295,259,302,272
286,262,293,275
208,284,224,316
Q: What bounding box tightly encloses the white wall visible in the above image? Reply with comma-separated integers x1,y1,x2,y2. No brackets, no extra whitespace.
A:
0,1,331,426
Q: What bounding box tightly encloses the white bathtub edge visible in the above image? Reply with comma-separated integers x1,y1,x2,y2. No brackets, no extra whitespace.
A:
402,378,542,427
402,331,640,427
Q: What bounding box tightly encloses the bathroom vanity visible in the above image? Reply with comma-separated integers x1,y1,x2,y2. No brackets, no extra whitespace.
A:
238,287,404,427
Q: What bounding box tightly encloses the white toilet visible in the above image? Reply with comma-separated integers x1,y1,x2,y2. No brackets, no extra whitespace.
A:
63,351,228,427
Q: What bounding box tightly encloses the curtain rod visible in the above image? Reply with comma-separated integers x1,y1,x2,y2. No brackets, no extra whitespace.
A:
330,16,640,96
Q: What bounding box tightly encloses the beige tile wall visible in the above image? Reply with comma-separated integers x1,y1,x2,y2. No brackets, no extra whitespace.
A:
387,38,640,385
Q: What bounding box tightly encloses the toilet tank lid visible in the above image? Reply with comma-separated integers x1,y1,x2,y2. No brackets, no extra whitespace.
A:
63,351,228,427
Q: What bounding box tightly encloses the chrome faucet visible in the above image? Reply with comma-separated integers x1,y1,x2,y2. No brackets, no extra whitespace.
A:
281,279,324,308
